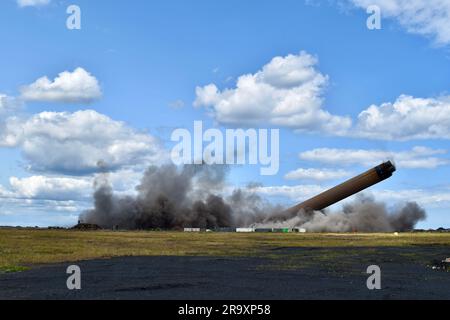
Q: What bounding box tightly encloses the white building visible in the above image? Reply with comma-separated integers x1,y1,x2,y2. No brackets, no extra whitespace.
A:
236,228,255,233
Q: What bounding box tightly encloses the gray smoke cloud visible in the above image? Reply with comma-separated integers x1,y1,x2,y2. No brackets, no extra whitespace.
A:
81,165,426,232
254,195,427,232
81,164,280,230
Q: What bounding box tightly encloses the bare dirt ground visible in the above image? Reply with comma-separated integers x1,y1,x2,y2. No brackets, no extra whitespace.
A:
0,246,448,300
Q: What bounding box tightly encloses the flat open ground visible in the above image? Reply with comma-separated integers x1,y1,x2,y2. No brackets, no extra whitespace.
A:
0,229,449,299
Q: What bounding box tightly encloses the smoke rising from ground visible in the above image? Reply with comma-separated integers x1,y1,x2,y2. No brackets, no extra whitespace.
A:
255,195,426,232
81,165,426,232
81,164,280,229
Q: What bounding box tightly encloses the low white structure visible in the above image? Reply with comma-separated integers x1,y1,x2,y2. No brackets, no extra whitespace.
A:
236,228,255,233
184,228,201,232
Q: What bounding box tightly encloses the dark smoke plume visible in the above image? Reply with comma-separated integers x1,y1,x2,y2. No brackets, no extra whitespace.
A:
81,165,426,232
81,164,280,229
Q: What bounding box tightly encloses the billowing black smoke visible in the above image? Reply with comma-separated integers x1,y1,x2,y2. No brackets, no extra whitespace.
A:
81,164,280,230
81,165,427,232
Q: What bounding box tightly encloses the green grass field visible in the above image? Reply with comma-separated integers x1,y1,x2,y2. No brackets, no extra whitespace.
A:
0,228,449,273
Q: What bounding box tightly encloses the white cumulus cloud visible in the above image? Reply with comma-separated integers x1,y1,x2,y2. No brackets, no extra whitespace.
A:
20,68,102,103
284,168,351,181
194,51,351,134
374,188,450,208
194,52,450,141
1,110,167,175
299,146,449,169
254,184,326,203
350,0,450,46
0,94,21,115
355,95,450,140
17,0,50,7
0,167,145,214
8,176,91,201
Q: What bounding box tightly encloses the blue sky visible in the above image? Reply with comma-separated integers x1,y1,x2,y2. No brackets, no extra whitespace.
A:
1,0,450,228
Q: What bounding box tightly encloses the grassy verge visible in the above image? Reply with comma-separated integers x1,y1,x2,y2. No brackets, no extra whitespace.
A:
0,229,449,271
0,266,29,274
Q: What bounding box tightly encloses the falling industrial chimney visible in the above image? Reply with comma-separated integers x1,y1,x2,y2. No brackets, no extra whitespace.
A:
271,161,396,221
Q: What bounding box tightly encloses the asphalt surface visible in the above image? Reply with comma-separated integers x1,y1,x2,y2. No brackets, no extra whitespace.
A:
0,246,449,300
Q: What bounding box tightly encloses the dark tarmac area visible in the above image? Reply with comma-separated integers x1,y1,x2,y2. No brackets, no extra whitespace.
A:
0,246,449,300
